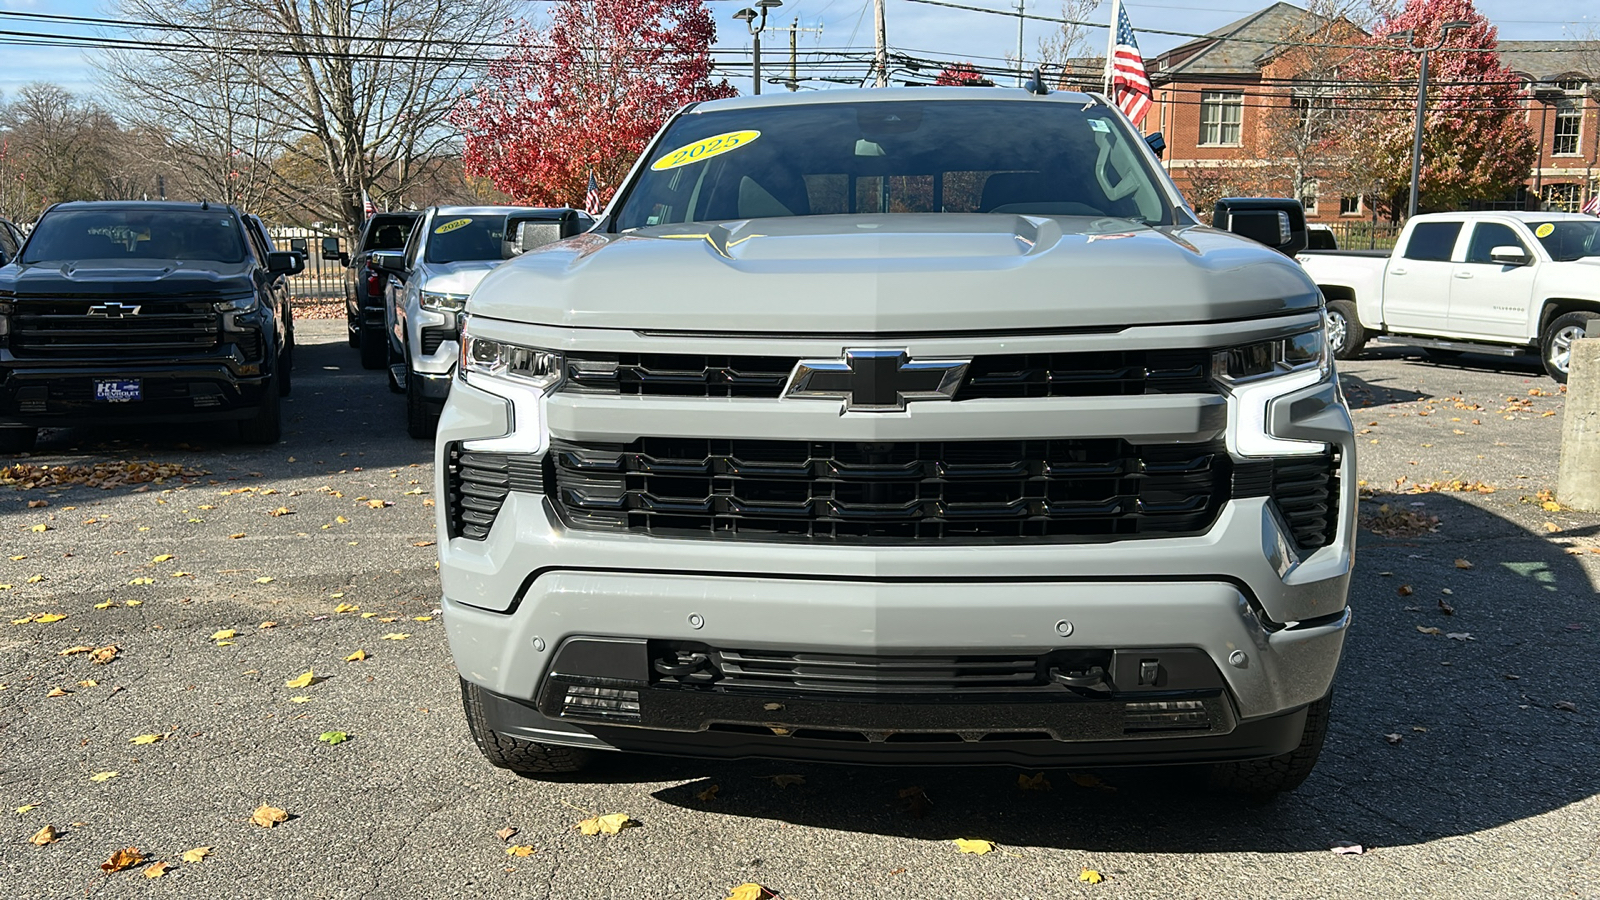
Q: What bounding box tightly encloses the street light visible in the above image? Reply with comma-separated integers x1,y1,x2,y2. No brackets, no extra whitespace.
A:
1391,20,1474,219
733,0,783,96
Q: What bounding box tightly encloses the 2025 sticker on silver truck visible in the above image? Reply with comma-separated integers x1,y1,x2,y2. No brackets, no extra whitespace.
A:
434,87,1356,797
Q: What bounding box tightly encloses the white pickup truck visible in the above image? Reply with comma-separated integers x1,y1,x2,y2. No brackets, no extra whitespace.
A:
1298,211,1600,382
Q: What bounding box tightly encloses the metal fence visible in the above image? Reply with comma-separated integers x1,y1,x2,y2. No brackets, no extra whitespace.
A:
1318,221,1403,251
268,226,347,301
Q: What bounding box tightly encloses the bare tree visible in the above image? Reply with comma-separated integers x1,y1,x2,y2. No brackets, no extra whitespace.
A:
1036,0,1103,90
0,83,124,218
100,0,515,234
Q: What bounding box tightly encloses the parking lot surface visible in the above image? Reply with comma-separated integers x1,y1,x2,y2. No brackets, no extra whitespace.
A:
3,324,1598,899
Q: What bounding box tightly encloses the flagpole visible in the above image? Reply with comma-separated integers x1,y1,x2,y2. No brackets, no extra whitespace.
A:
1102,0,1121,97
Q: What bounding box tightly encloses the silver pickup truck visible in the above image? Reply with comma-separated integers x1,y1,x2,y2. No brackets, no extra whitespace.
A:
436,88,1355,797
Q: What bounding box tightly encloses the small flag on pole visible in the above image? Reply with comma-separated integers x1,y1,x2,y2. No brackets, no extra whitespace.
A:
585,170,601,215
1582,192,1600,216
361,187,376,219
1110,1,1153,127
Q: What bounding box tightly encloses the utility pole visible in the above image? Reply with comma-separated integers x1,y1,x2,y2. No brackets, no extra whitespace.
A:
1015,0,1026,88
1390,20,1473,219
874,0,888,87
769,18,823,91
734,1,784,95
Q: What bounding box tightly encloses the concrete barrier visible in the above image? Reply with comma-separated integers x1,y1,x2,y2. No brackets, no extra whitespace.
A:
1558,338,1600,511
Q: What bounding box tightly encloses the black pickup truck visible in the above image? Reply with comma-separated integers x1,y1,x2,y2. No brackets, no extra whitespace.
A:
326,211,420,370
0,201,300,451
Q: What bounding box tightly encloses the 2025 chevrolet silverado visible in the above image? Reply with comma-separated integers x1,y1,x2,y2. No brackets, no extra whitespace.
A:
437,88,1356,796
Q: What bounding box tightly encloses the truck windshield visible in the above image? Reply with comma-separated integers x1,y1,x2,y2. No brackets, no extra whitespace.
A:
23,208,246,264
1530,220,1600,261
425,215,509,264
613,99,1173,231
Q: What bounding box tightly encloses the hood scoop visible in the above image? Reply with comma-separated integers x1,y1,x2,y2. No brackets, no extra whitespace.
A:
701,215,1073,262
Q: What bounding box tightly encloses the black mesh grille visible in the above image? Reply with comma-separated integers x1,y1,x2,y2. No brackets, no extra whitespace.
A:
563,350,1219,399
683,647,1052,694
234,331,263,361
549,437,1229,542
11,298,220,357
420,327,457,355
444,445,544,540
1270,452,1340,551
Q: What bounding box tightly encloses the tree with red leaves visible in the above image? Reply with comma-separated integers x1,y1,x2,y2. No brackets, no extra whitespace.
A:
934,62,994,87
451,0,735,209
1339,0,1534,216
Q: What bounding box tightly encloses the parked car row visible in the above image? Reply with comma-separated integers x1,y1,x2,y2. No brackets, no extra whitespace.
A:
321,205,592,438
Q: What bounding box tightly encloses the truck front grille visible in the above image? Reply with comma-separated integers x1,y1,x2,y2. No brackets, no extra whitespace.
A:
444,446,544,540
1234,451,1340,552
420,327,457,355
688,647,1051,694
10,298,220,357
562,349,1218,399
549,437,1229,542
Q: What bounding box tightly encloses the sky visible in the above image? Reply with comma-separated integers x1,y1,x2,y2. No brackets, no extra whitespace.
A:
1,0,1595,100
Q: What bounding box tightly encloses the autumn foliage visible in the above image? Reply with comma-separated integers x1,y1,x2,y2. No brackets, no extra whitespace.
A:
934,62,994,87
451,0,736,209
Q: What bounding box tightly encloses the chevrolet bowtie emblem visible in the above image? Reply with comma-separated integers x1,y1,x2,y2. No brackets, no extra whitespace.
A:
784,350,970,412
86,302,142,318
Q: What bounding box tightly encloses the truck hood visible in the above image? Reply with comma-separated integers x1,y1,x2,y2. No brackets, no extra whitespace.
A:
468,214,1320,333
0,259,256,297
418,259,503,297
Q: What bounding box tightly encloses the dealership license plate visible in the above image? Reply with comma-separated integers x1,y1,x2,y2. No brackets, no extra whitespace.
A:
94,379,142,403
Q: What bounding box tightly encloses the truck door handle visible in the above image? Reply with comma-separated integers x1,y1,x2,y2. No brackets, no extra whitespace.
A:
1454,271,1473,279
1390,268,1408,275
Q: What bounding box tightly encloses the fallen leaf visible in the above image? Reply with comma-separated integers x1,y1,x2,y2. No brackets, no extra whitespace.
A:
284,668,316,689
1454,558,1473,569
1438,598,1456,615
27,499,47,508
100,847,145,872
1543,501,1562,512
259,621,277,629
46,687,71,697
28,824,59,845
334,603,359,613
181,846,212,863
250,804,289,828
211,629,237,641
152,554,174,563
33,612,67,623
90,645,119,664
318,731,350,745
725,884,777,900
143,861,172,879
1545,522,1561,533
1068,773,1117,792
1397,585,1414,597
216,641,235,647
1079,868,1105,884
378,616,398,623
366,499,390,508
255,577,274,584
1331,841,1365,855
27,575,44,583
697,784,720,802
228,533,247,540
953,838,995,855
1416,626,1443,635
1017,772,1052,792
381,633,410,641
16,804,39,814
28,523,48,532
124,600,141,607
128,578,154,585
93,600,118,609
270,507,293,517
1555,700,1579,712
495,826,518,842
360,612,376,619
1384,733,1403,745
288,696,311,704
768,774,805,789
170,571,192,578
59,645,93,656
505,844,537,857
335,516,349,524
329,592,345,598
344,649,368,662
89,771,119,782
1445,632,1474,641
576,813,636,836
128,734,164,745
412,616,433,622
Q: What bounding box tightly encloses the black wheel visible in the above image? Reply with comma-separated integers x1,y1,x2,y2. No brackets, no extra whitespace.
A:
277,327,295,397
0,426,38,453
460,678,592,775
1325,300,1366,360
406,369,439,439
1423,348,1463,361
238,380,282,445
359,325,387,370
1207,692,1331,799
1541,311,1598,384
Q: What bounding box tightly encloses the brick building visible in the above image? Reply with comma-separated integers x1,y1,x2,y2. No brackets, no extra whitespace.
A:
1499,42,1599,212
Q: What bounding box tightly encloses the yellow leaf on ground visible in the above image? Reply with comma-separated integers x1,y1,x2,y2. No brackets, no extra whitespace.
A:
46,687,70,697
288,696,311,703
953,838,995,855
576,813,635,835
129,734,163,745
124,600,142,607
1017,772,1052,792
505,845,537,857
94,601,118,609
170,571,192,578
89,771,119,782
381,633,410,641
250,805,288,828
27,575,44,583
366,499,387,508
29,523,48,532
35,613,66,623
211,629,237,640
181,846,212,863
697,784,720,801
216,641,235,647
77,680,97,687
152,554,174,563
228,533,246,540
16,804,39,814
1454,558,1473,569
378,616,397,623
330,592,345,599
1079,868,1105,884
259,621,277,629
334,603,359,613
284,669,316,689
412,616,433,622
344,649,368,662
255,577,274,584
28,824,59,845
144,861,172,879
335,516,349,524
90,645,119,664
725,884,776,900
58,645,93,656
128,578,154,585
1545,522,1562,533
100,847,145,872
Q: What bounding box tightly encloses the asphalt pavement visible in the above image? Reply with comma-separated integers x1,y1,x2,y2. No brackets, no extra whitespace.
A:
2,324,1597,899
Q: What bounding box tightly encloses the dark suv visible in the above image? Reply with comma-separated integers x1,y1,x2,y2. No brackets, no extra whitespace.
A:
328,211,420,370
0,201,300,450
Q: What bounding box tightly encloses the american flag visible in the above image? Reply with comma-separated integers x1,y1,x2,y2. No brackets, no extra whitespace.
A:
585,170,601,215
1583,192,1600,216
361,188,376,219
1110,2,1152,126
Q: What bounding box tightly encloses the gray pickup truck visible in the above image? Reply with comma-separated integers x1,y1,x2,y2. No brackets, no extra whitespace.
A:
436,88,1355,797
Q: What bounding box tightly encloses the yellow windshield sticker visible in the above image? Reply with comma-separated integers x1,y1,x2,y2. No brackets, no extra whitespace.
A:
434,218,472,235
651,131,761,171
1535,223,1555,238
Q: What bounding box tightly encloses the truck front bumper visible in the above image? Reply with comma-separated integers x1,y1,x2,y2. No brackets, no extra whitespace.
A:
0,359,273,427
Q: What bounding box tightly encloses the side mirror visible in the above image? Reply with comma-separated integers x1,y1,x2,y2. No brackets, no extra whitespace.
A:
371,250,407,275
1212,197,1308,256
1489,245,1531,266
1143,131,1166,158
508,209,583,255
289,237,308,255
266,251,304,277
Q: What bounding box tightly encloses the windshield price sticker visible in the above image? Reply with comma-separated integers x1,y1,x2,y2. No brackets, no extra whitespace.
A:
651,131,761,171
435,218,473,235
1535,223,1555,238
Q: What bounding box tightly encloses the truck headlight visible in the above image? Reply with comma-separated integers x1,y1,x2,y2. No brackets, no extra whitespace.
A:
213,294,260,313
1214,320,1333,457
460,335,562,389
420,291,468,312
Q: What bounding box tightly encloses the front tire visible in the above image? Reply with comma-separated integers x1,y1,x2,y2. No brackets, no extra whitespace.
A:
1207,692,1331,799
359,325,387,370
277,327,295,397
1325,300,1366,360
1541,311,1598,384
460,678,593,776
238,380,282,445
0,427,38,453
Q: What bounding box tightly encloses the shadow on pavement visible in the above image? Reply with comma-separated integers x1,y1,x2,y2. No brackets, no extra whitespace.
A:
623,492,1598,853
1356,343,1549,381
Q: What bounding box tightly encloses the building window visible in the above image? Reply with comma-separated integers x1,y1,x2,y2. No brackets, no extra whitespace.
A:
1553,97,1582,156
1300,180,1319,215
1199,91,1244,146
1542,183,1583,213
1339,195,1361,216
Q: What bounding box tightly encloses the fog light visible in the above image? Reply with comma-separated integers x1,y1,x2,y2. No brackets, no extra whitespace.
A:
1123,699,1209,731
562,684,641,721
